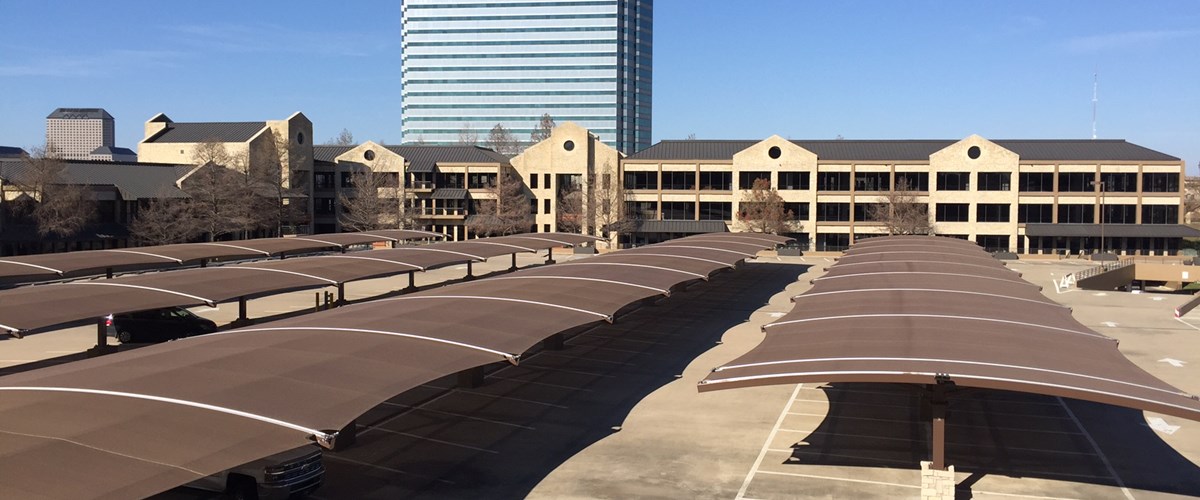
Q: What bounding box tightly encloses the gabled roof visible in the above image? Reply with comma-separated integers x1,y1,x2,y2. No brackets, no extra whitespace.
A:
46,108,113,120
89,146,136,156
144,122,267,143
629,139,1180,162
0,159,188,199
311,145,511,172
431,188,468,199
0,146,26,158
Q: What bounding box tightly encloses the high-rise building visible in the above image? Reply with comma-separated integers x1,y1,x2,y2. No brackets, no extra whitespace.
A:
45,108,116,160
401,0,652,154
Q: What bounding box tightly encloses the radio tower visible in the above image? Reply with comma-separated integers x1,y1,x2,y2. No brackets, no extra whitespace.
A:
1091,71,1098,140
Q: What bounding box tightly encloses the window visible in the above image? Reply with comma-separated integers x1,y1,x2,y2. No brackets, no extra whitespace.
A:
976,235,1009,252
977,173,1010,191
816,202,850,222
854,172,889,191
544,224,551,233
438,173,465,189
544,199,551,214
816,233,850,251
314,198,336,215
778,172,810,190
784,202,810,220
313,173,335,190
627,201,656,219
1057,173,1092,192
1017,204,1053,223
1102,204,1137,224
662,171,695,190
1058,204,1094,223
698,202,732,220
340,172,355,187
935,203,969,222
894,172,928,191
530,173,539,189
558,174,582,192
699,171,732,190
661,201,695,220
624,171,657,190
1142,205,1178,224
976,203,1010,222
817,172,851,191
936,172,969,191
1143,173,1180,193
1099,173,1137,192
530,199,538,214
739,171,771,190
854,203,887,222
468,173,496,189
1018,173,1053,192
544,173,551,189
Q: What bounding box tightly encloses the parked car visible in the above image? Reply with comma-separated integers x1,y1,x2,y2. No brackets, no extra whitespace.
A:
105,306,218,343
186,446,325,500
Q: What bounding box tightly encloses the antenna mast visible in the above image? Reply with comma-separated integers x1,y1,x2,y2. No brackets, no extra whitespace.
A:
1091,71,1098,140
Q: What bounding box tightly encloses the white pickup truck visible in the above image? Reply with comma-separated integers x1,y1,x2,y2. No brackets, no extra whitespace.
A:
186,446,325,499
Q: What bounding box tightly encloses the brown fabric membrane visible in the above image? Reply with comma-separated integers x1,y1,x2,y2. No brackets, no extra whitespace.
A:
0,234,787,499
700,235,1200,424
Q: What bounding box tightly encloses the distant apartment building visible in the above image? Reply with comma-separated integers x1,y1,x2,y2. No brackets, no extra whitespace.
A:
45,108,116,160
401,0,653,154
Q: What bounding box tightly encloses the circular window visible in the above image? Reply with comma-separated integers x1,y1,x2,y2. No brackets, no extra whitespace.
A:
364,150,376,161
563,140,575,151
296,132,305,145
967,146,981,159
768,146,782,159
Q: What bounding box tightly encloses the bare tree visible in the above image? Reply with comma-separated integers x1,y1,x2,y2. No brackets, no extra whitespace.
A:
590,161,636,247
556,186,584,234
486,124,520,156
685,132,697,140
457,124,478,146
338,157,413,232
183,139,254,241
1184,176,1200,223
467,168,531,236
529,113,555,144
255,130,309,236
866,177,932,235
738,177,793,234
130,194,198,245
325,128,355,146
11,146,95,237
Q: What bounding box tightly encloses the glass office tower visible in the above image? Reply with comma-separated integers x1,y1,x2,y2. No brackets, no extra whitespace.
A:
401,0,652,154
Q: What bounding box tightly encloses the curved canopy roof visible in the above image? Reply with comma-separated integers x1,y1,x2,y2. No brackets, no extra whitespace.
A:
700,235,1200,425
0,234,593,333
0,230,445,283
0,232,788,499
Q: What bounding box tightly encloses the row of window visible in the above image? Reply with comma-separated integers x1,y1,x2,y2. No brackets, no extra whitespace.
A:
617,171,1180,193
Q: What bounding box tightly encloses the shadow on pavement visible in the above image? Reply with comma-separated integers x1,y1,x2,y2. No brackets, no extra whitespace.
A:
785,383,1200,498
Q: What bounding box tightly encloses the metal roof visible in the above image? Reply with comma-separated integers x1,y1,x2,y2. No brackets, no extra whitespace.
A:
1024,223,1200,238
700,235,1200,425
629,220,729,234
311,145,511,172
0,158,187,200
144,122,267,143
0,233,784,499
431,188,469,199
629,139,1180,162
0,146,28,158
46,108,113,120
88,146,136,156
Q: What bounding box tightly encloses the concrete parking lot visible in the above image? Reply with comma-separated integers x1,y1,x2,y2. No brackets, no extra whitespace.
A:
6,252,1200,499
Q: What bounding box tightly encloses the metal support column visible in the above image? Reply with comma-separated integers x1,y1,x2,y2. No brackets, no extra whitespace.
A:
545,249,555,265
465,261,475,280
929,379,950,470
336,283,346,305
405,271,417,292
200,258,208,268
510,253,518,271
106,267,114,279
87,317,117,357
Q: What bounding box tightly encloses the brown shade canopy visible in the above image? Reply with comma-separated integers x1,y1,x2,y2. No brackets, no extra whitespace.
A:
0,233,785,499
700,235,1200,425
0,234,590,333
0,231,446,284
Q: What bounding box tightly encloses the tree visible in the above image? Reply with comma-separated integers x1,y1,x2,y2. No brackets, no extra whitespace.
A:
338,156,413,231
685,133,697,140
530,113,555,144
866,177,932,235
12,146,95,237
457,124,478,146
738,177,793,234
325,129,355,146
589,161,636,247
255,130,309,236
467,168,531,236
486,124,520,156
130,194,199,245
556,186,584,234
183,138,254,241
1184,176,1200,223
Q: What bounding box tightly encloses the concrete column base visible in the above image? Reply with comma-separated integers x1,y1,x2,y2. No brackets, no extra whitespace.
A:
920,461,956,500
86,344,118,357
228,318,255,328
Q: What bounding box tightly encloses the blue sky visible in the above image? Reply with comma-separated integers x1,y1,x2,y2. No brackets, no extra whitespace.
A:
2,1,1197,169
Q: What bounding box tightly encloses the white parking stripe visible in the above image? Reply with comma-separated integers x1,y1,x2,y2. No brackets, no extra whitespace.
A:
1056,397,1135,500
365,425,499,454
379,401,536,430
735,384,802,500
753,469,919,489
322,454,455,484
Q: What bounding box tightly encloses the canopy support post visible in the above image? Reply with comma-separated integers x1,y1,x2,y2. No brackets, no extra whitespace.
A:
510,253,518,271
457,366,485,388
199,258,208,268
404,271,417,292
465,261,475,280
231,296,253,327
545,249,556,265
86,317,116,357
329,419,358,451
918,377,956,499
336,283,346,306
106,267,113,279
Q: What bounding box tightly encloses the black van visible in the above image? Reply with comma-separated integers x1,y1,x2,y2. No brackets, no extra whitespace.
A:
105,307,218,343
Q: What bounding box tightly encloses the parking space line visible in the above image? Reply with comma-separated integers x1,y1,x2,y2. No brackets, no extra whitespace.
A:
774,430,1099,457
570,335,667,346
781,448,916,466
785,412,1083,435
968,489,1083,500
560,342,646,355
735,384,802,500
507,363,617,378
379,401,537,430
1175,317,1200,332
448,389,570,409
754,469,919,489
322,453,455,484
535,351,633,366
1056,397,1135,500
364,425,500,454
485,375,593,392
